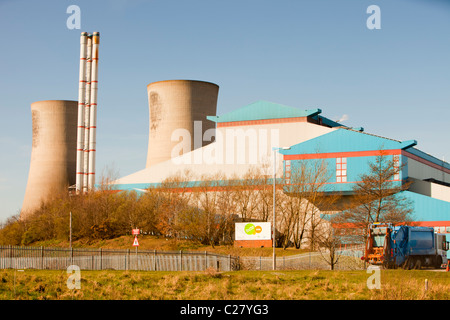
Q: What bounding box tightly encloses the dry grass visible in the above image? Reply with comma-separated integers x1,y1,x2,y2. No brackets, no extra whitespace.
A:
0,269,448,300
32,235,307,257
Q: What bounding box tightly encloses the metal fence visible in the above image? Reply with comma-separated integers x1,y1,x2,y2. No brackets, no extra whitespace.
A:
0,246,238,272
239,247,365,271
0,245,364,272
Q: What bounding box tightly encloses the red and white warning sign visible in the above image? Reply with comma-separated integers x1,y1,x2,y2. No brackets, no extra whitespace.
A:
132,229,140,235
133,235,139,247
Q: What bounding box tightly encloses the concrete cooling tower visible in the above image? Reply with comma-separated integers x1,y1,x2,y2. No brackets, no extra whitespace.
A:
146,80,219,168
21,100,78,219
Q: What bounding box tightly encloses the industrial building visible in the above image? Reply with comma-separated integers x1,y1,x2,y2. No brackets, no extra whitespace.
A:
112,81,343,190
20,75,450,245
113,113,336,187
19,32,449,253
279,127,450,231
110,80,450,244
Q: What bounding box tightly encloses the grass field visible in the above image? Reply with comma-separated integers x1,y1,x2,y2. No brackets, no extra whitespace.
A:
4,235,448,301
1,268,448,300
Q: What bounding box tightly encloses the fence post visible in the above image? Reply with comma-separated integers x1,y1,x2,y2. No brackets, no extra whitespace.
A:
136,247,139,271
179,250,182,271
228,254,231,271
13,245,16,269
41,246,44,270
154,250,157,271
125,249,130,270
100,248,102,270
204,251,207,270
9,245,12,269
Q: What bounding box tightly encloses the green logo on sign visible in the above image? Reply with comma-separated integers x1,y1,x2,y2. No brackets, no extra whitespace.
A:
244,223,256,235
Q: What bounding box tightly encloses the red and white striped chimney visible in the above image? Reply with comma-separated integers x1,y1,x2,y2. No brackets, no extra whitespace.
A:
76,31,100,193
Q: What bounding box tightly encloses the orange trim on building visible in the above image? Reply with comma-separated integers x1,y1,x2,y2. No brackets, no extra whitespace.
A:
284,149,401,161
153,184,284,193
217,117,309,128
332,221,450,230
415,221,450,228
282,149,449,174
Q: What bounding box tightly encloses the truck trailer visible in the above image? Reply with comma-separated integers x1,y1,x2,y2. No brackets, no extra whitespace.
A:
362,223,449,269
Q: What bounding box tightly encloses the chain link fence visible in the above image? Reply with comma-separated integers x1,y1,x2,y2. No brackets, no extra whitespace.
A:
0,245,364,272
0,246,238,272
238,248,365,271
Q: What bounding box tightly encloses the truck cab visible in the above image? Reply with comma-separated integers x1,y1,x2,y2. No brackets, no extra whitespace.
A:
435,233,449,268
364,223,391,266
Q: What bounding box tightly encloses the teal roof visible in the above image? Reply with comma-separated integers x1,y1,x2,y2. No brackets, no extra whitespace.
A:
280,128,417,155
207,100,322,123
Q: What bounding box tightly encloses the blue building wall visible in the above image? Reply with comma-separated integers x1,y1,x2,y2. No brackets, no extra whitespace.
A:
285,155,403,194
402,191,450,224
280,128,450,234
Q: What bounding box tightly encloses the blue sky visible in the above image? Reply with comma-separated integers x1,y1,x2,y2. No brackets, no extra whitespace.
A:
0,0,449,222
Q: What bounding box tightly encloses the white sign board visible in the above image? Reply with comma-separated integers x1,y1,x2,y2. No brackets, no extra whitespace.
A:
235,222,271,241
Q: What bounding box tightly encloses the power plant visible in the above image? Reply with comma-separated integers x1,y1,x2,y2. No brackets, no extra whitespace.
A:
18,31,450,253
146,80,218,168
21,100,78,219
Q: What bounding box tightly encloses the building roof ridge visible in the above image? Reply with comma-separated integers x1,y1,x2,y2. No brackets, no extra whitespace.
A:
207,100,321,123
337,126,402,143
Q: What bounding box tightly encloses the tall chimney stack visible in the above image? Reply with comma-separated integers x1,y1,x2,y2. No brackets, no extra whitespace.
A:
76,31,100,193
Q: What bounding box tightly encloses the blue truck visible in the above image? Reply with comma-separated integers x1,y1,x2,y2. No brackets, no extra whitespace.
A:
362,223,449,269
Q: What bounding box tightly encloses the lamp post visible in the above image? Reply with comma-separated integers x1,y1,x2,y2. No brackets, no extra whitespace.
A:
69,211,72,249
272,146,290,270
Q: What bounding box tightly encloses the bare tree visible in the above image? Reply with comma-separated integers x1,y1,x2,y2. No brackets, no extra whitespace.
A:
216,179,239,245
253,160,275,222
189,174,228,247
97,163,121,191
151,171,193,239
230,169,261,222
316,224,342,270
331,150,414,245
280,159,336,250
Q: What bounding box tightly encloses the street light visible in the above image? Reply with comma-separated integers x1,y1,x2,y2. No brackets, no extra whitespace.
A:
69,211,72,249
272,146,291,270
